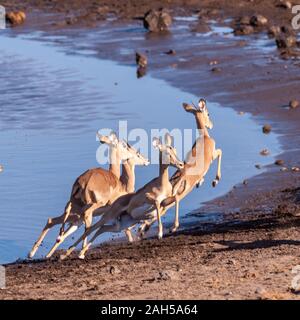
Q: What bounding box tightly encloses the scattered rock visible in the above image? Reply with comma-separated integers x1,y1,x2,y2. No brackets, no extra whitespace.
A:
268,25,281,38
276,0,292,9
255,164,262,169
143,9,172,32
289,100,299,109
274,159,284,166
135,52,148,68
0,165,3,173
243,179,248,185
238,111,245,115
109,265,121,275
250,15,268,27
211,67,222,73
65,16,78,25
234,24,254,36
209,60,219,66
157,270,178,281
238,16,251,25
292,167,300,172
262,124,272,134
5,11,26,26
276,35,297,49
164,49,176,55
260,149,270,156
281,167,288,172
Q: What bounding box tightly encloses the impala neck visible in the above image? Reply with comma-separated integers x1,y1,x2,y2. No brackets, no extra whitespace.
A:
109,147,121,179
194,113,209,137
120,161,135,193
159,152,169,187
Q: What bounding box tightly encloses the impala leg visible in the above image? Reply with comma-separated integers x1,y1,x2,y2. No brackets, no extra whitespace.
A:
59,201,72,236
155,202,163,240
28,214,65,258
125,227,135,243
170,200,180,233
212,149,222,187
46,224,79,259
78,221,121,259
81,203,99,249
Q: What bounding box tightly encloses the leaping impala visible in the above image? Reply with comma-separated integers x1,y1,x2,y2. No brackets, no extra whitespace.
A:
61,133,184,260
28,132,149,259
138,99,222,237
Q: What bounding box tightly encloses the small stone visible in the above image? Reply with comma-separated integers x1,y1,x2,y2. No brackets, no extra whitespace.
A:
109,265,121,275
243,179,248,185
165,49,176,55
250,15,268,27
209,60,219,65
275,159,284,166
238,111,245,115
281,167,288,172
292,167,300,172
0,165,3,173
135,52,147,68
255,164,262,169
262,124,272,134
289,100,299,109
211,67,222,73
238,16,251,25
276,0,292,9
260,149,270,156
268,25,281,38
157,270,178,281
234,24,254,36
276,35,297,49
143,9,172,32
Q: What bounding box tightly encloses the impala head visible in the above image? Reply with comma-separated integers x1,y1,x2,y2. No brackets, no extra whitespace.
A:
182,98,213,129
153,133,184,170
122,141,150,166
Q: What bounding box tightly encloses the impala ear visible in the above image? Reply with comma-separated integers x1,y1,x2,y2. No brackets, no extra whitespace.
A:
164,133,172,146
198,98,207,111
182,103,196,113
109,131,118,145
152,137,162,149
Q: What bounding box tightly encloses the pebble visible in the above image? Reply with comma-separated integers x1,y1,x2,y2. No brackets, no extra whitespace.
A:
292,167,300,172
211,67,222,73
276,0,292,9
281,167,288,172
0,165,3,173
243,179,248,185
262,124,272,134
109,265,121,275
255,164,262,169
289,100,299,109
165,49,176,55
260,149,270,156
250,15,268,27
274,159,284,166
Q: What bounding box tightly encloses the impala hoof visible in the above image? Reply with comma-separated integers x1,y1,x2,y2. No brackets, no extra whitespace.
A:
78,254,85,260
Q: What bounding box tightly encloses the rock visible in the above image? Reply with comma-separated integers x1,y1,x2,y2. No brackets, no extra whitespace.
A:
281,167,288,172
250,15,268,27
65,16,78,25
276,35,297,49
157,270,178,281
234,25,254,36
289,100,299,109
209,60,219,66
276,0,292,9
243,179,248,185
268,25,281,38
292,167,300,172
135,52,147,68
143,9,172,32
5,11,26,26
211,67,222,73
0,165,3,173
262,124,272,134
238,16,251,25
260,149,270,156
255,286,269,299
109,265,121,275
165,49,176,55
275,159,284,166
255,164,262,169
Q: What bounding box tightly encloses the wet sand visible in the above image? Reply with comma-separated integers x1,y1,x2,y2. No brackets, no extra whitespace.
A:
1,0,300,299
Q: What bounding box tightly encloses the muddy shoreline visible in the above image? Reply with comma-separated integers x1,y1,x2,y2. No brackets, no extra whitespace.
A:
1,0,300,299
